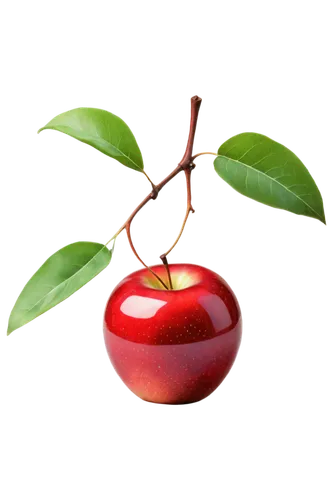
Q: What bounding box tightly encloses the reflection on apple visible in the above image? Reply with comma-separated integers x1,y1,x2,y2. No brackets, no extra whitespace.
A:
104,264,242,404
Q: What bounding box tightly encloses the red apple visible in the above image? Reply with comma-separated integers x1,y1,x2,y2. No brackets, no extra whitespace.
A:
104,264,242,404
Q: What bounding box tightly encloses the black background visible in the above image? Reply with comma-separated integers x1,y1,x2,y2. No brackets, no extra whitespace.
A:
0,85,328,412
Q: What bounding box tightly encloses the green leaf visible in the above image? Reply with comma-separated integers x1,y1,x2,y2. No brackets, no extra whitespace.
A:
38,108,144,172
7,242,113,334
214,133,325,223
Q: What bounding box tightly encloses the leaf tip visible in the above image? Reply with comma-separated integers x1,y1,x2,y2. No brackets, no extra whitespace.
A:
319,217,328,229
3,322,18,339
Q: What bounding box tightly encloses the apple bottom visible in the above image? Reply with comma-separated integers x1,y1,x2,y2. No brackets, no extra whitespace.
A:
104,328,241,404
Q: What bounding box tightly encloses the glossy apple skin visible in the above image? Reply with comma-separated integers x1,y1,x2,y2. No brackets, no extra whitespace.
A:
104,264,242,404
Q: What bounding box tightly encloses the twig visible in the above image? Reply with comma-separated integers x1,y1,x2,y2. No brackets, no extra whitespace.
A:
160,168,195,260
121,94,203,267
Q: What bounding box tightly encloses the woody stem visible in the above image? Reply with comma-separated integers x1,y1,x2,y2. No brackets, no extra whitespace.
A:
121,94,203,270
106,96,202,289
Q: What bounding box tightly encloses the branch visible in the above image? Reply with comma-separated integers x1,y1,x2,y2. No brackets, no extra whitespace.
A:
113,94,203,267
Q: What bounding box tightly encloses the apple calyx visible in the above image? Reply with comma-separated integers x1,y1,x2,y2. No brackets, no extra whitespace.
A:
143,269,200,291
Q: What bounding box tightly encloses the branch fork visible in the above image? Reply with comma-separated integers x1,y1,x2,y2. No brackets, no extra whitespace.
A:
108,96,204,290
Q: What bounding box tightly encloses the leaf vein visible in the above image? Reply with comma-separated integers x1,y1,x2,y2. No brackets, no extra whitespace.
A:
250,152,277,167
236,142,264,161
219,155,322,219
22,246,109,317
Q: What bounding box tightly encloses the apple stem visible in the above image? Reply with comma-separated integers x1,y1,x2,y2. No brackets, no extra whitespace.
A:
147,266,172,290
160,254,173,289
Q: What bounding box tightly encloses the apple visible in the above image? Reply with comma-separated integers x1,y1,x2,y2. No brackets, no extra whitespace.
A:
103,264,242,404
